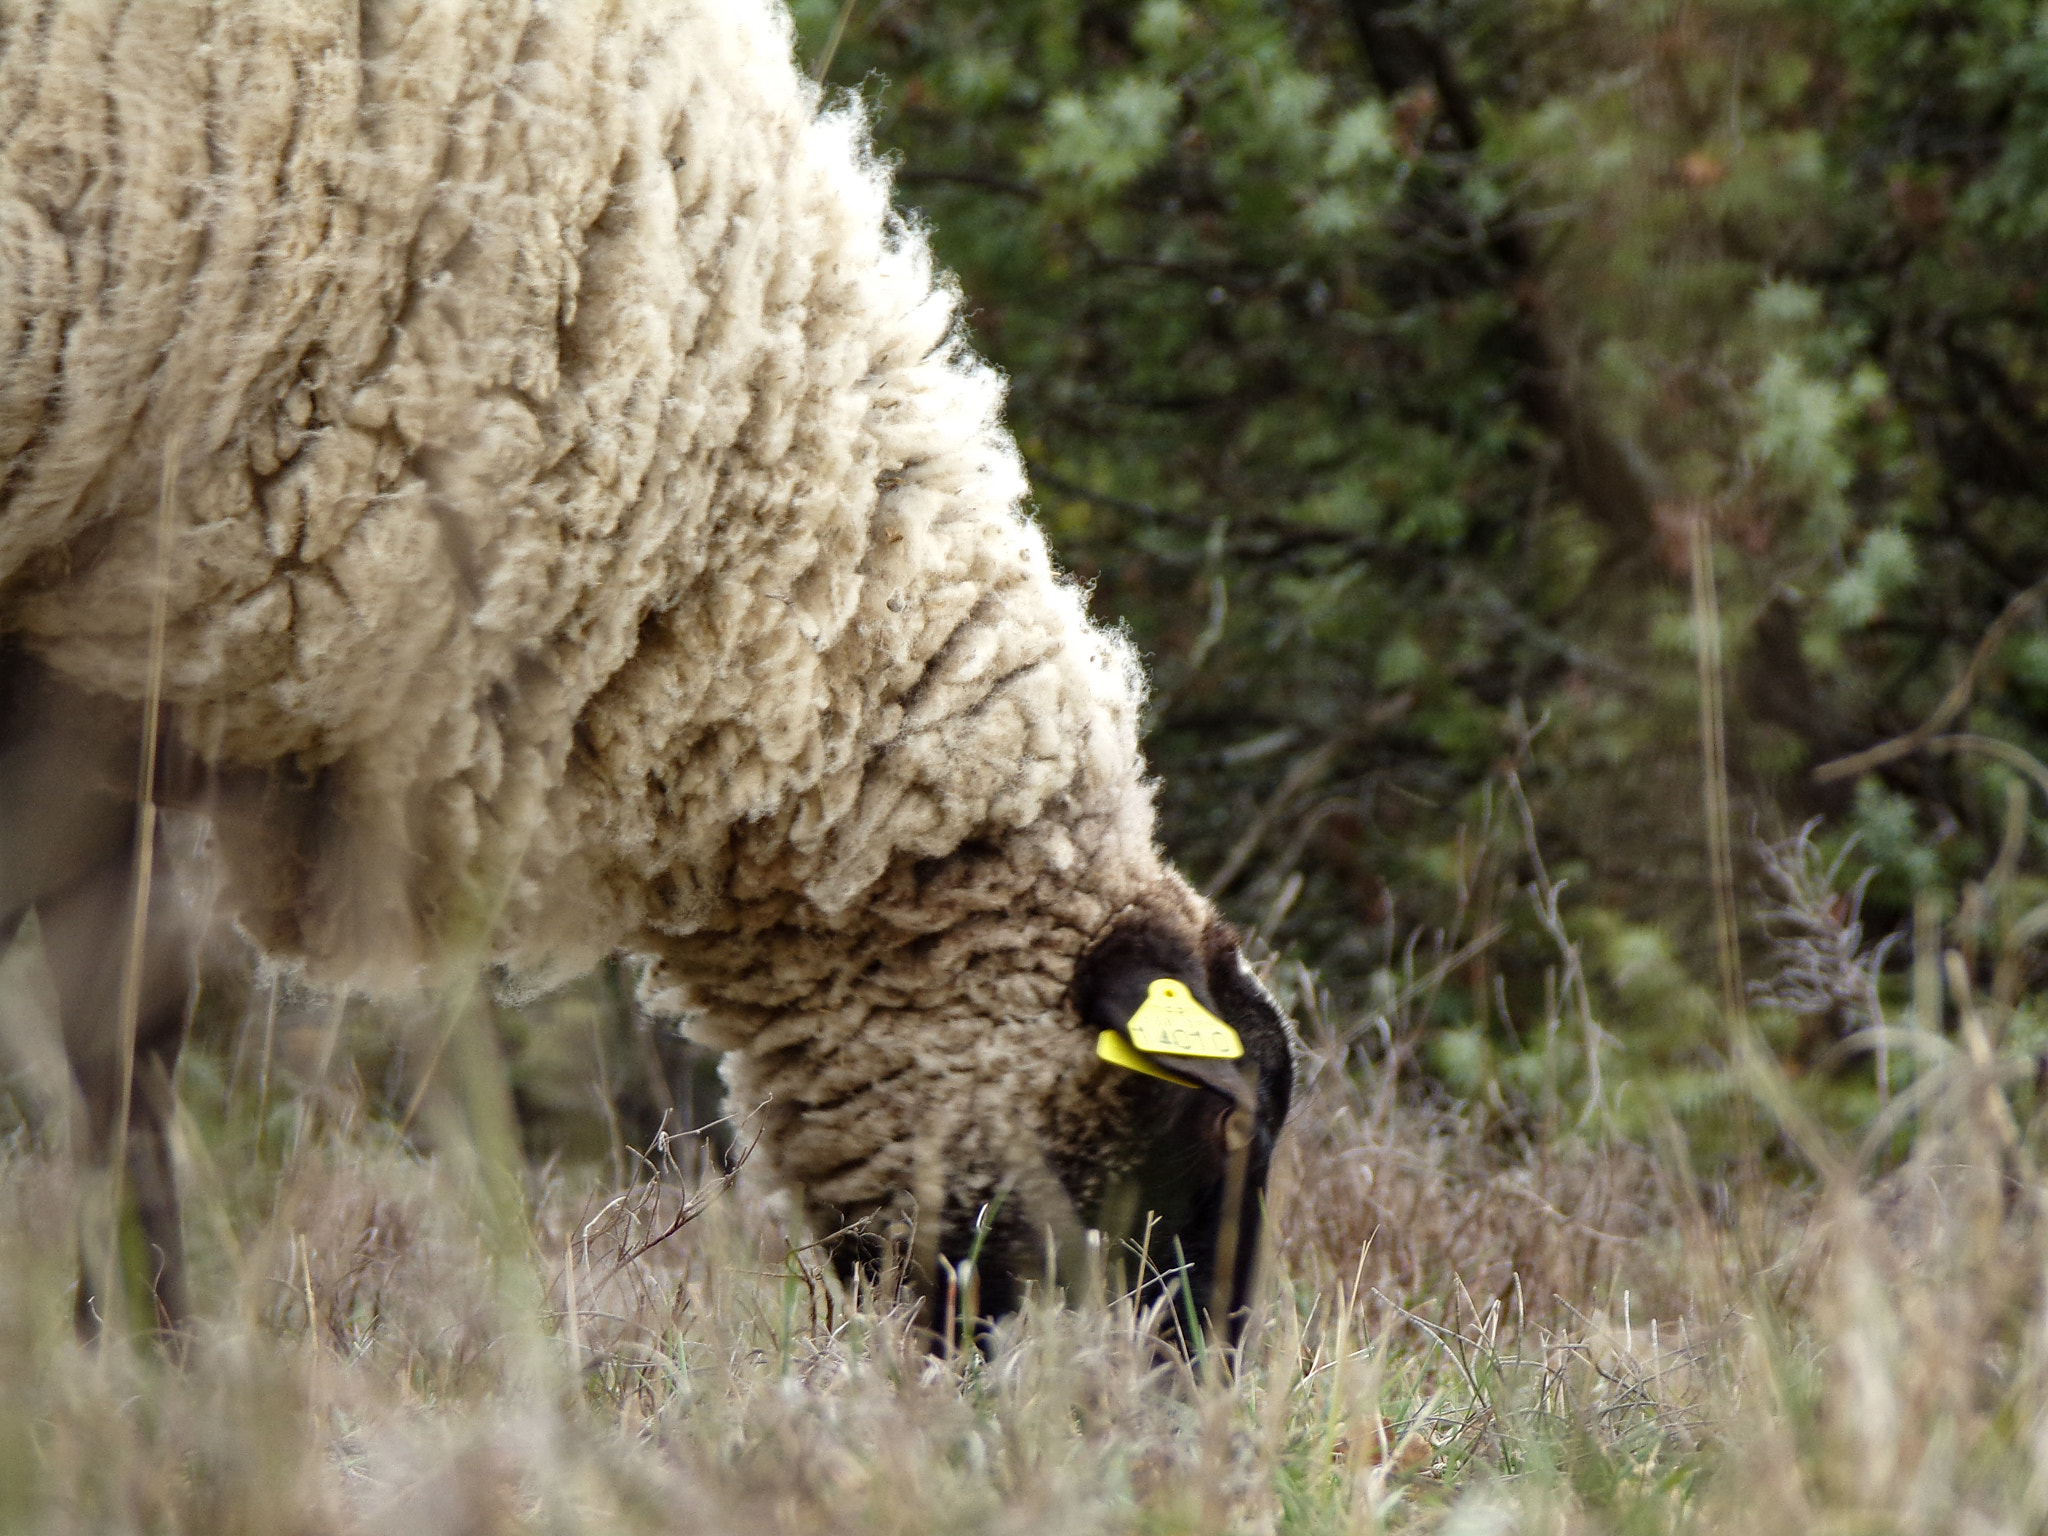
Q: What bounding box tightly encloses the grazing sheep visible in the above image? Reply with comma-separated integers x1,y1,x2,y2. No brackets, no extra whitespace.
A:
0,0,1296,1338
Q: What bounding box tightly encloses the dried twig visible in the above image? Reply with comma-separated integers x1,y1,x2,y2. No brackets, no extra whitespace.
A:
1205,693,1412,899
1814,570,2048,784
809,0,860,82
1751,824,1900,1098
1691,515,1745,1028
615,1126,758,1268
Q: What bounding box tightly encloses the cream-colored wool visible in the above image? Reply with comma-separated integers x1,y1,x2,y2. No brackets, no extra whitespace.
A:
0,0,1215,1227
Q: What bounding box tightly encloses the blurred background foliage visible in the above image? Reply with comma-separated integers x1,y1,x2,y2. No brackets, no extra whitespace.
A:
762,0,2048,1143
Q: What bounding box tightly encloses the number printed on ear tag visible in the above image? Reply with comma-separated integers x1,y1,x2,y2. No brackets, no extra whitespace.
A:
1096,1030,1200,1088
1124,978,1244,1059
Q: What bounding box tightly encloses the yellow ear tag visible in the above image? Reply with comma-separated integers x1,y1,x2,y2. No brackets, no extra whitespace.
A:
1096,1030,1200,1088
1124,978,1244,1059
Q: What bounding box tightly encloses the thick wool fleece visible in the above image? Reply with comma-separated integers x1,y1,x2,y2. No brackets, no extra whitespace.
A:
0,0,1199,1224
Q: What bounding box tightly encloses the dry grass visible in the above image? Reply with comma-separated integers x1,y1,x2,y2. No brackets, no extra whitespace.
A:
4,923,2048,1534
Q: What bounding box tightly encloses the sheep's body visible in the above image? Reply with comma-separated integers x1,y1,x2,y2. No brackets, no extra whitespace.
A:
0,0,1214,1242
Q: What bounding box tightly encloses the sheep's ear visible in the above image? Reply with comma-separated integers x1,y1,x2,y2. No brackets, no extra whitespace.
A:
1072,916,1254,1107
1070,917,1210,1041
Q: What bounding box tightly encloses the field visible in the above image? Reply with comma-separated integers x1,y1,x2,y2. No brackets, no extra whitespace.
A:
4,914,2044,1536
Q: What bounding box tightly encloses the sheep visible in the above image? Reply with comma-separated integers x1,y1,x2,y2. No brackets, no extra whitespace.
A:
0,0,1297,1342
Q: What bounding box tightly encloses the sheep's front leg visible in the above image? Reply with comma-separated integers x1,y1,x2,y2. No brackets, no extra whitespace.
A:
0,656,196,1341
36,829,196,1341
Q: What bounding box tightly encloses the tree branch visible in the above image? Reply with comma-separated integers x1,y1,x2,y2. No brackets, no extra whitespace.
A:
1813,568,2048,783
1340,0,1665,550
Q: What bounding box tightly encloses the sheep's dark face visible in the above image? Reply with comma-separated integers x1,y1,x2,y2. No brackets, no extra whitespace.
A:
832,897,1293,1352
921,909,1294,1348
1057,914,1295,1347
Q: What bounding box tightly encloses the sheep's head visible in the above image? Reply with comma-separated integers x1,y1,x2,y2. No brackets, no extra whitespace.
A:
711,867,1296,1352
920,894,1297,1349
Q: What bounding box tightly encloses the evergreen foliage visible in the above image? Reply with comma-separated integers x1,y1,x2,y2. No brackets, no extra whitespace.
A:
792,0,2048,1110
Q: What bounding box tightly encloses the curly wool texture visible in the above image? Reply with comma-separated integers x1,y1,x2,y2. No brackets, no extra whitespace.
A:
0,0,1200,1220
